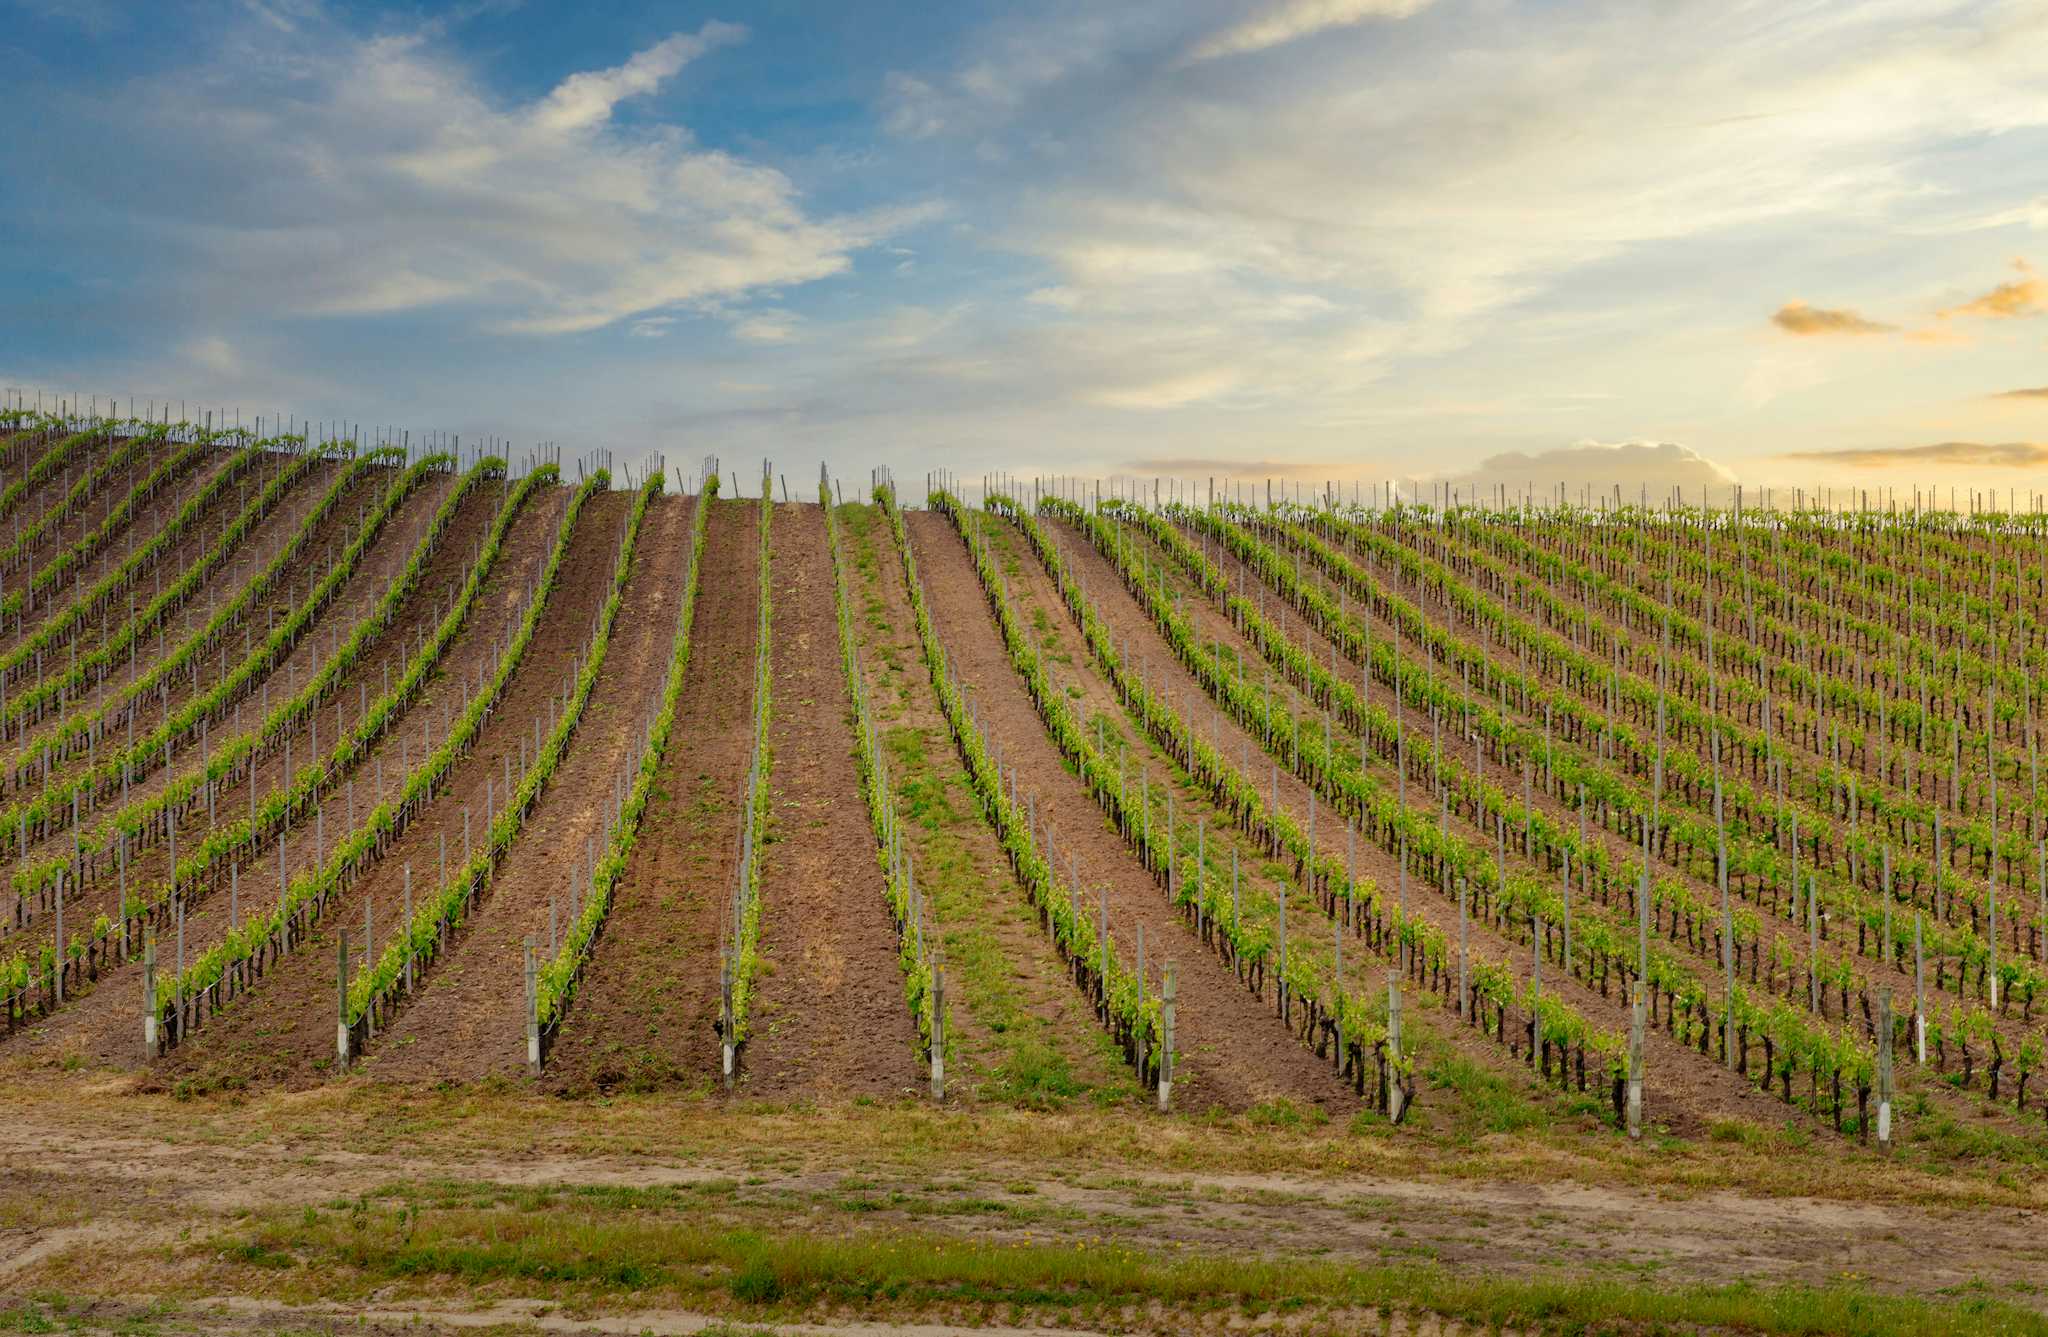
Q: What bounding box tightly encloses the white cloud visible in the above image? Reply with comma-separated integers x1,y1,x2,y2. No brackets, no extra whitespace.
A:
1183,0,1434,65
531,24,743,133
55,16,899,338
630,317,677,339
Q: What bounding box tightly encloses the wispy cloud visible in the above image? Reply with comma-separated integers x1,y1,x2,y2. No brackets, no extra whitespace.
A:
1182,0,1433,64
1938,259,2045,321
732,312,802,344
531,23,743,132
1781,441,2048,467
26,16,903,339
1991,386,2048,400
1128,456,1338,478
1770,301,1893,336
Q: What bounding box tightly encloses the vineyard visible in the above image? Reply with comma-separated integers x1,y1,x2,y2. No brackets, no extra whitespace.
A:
4,405,2048,1334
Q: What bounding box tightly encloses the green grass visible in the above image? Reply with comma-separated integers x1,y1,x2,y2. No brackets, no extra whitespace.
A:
217,1197,2048,1337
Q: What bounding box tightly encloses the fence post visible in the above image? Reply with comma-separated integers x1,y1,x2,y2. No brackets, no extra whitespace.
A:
721,956,735,1089
1387,975,1404,1123
1627,980,1646,1141
1877,987,1894,1152
141,925,157,1060
1158,962,1176,1112
335,928,351,1067
929,961,945,1101
525,937,541,1074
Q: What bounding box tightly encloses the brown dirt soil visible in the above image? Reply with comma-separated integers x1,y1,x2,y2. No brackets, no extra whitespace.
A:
0,478,532,1070
138,485,617,1089
0,467,457,976
539,498,760,1092
1039,514,1764,1135
369,492,695,1081
744,502,924,1098
907,508,1358,1117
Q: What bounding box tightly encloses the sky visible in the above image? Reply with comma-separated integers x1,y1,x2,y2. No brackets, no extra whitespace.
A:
2,0,2046,502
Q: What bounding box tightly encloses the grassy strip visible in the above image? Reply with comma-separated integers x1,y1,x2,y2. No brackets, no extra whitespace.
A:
723,480,775,1050
347,472,659,1041
4,444,394,784
0,423,172,570
223,1194,2048,1336
875,487,1161,1081
532,479,707,1042
824,482,940,1058
152,465,589,1040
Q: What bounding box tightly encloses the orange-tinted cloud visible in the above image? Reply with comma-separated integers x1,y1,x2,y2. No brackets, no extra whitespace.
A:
1991,386,2048,399
1780,441,2048,468
1938,260,2044,320
1770,300,1893,336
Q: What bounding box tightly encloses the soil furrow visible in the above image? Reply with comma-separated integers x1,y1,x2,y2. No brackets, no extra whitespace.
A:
540,499,761,1092
369,492,694,1082
745,501,924,1098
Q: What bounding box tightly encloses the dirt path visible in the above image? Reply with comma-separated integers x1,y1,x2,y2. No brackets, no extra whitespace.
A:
540,499,759,1092
370,493,694,1082
0,1081,2042,1322
908,509,1358,1117
147,487,622,1088
745,502,924,1098
1,480,533,1072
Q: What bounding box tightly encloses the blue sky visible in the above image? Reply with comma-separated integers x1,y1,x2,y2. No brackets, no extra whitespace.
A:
3,0,2046,498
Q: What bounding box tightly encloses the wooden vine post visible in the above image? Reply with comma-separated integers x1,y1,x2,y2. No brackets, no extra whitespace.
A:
1877,988,1894,1152
929,961,946,1101
140,924,157,1060
1387,974,1405,1123
525,937,541,1074
1627,980,1646,1141
334,928,350,1067
1158,962,1176,1112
